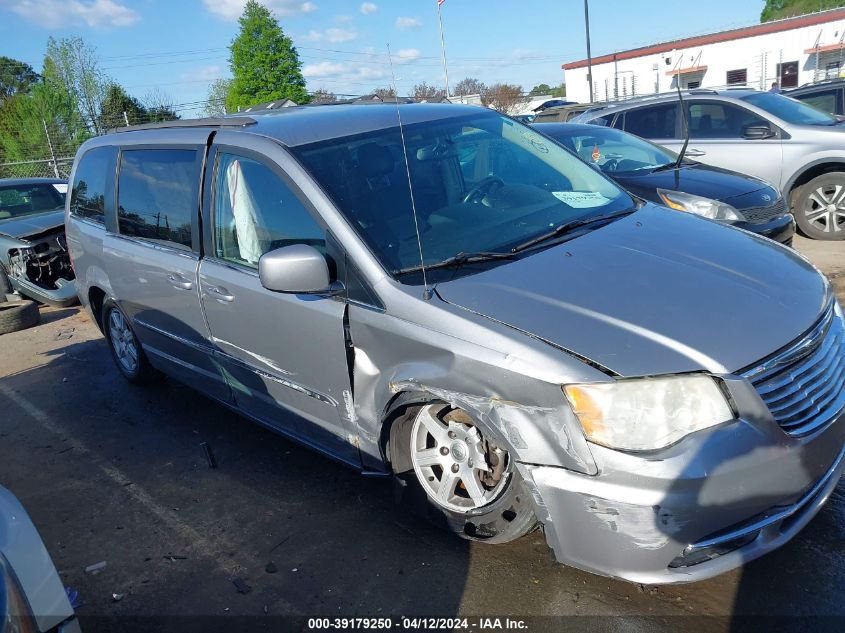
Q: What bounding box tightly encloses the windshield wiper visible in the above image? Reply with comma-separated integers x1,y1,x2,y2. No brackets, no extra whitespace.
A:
511,209,635,254
394,251,516,276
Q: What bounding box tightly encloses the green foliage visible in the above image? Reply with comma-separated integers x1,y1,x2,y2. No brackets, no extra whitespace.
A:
205,78,232,116
530,83,566,98
99,83,146,128
0,57,39,104
761,0,845,21
226,0,309,112
44,36,107,132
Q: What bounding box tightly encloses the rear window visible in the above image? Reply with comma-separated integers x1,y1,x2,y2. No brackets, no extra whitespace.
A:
0,182,65,220
70,146,113,223
117,149,199,249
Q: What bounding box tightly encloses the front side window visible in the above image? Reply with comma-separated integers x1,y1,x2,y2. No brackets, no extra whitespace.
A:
790,90,838,117
686,101,769,139
70,146,112,223
741,92,838,126
293,111,632,278
623,104,678,139
213,153,324,268
117,149,198,249
0,182,65,220
542,126,675,174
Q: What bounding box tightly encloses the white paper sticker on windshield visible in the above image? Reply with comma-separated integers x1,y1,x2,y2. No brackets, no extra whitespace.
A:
52,183,68,194
552,191,610,208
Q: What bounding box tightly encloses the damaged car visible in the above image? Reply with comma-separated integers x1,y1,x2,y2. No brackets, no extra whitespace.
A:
66,105,845,584
0,178,78,307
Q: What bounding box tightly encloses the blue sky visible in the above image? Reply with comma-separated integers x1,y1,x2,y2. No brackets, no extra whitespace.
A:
0,0,763,113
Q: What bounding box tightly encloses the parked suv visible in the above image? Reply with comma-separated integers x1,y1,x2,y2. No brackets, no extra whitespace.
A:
66,104,845,584
573,89,845,239
785,79,845,117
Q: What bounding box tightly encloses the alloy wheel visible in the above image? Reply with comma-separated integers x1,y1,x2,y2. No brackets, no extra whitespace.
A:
803,184,845,234
108,309,139,374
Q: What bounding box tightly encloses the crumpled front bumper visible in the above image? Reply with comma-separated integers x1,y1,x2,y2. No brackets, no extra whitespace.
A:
517,379,845,584
9,275,79,307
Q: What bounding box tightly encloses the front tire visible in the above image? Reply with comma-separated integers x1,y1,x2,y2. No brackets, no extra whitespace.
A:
102,300,159,383
794,173,845,240
390,402,536,544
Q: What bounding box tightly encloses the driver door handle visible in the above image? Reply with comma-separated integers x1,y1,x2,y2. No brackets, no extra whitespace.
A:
205,285,235,304
168,273,193,290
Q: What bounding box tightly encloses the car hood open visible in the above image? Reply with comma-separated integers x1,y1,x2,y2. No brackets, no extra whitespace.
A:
435,204,829,377
0,210,65,240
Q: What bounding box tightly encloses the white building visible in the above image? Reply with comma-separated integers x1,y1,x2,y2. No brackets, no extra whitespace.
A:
563,7,845,104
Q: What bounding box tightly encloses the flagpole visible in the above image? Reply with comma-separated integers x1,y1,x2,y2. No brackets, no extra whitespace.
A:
437,1,451,98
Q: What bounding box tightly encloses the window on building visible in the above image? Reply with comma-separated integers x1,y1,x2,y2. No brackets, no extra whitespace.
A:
117,149,198,249
623,103,678,139
726,69,748,86
686,101,771,139
777,61,799,88
826,60,841,79
686,80,701,89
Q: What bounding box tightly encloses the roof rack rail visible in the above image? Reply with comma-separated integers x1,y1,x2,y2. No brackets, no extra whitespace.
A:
110,116,257,133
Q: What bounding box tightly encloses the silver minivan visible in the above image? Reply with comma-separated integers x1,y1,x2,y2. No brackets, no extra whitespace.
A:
65,104,845,584
574,89,845,240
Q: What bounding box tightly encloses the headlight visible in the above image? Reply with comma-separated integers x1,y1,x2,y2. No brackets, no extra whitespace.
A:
0,553,38,633
563,375,734,451
657,189,745,222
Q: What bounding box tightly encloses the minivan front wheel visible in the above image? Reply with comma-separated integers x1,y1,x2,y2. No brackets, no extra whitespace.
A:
102,300,159,383
390,403,536,544
794,173,845,240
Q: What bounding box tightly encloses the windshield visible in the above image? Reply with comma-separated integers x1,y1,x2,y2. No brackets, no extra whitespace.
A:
0,182,66,221
293,111,632,279
740,92,838,126
538,125,676,174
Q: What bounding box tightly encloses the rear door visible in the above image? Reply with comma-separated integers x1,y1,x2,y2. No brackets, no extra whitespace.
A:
618,102,683,152
103,141,231,402
680,99,783,186
197,132,357,465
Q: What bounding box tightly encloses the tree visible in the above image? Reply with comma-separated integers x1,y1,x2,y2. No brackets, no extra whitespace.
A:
310,89,338,104
226,0,309,112
205,78,232,116
761,0,845,21
481,83,523,114
529,83,552,95
372,86,397,100
44,37,108,133
412,82,445,102
453,77,486,97
0,57,39,104
143,88,179,122
99,83,146,128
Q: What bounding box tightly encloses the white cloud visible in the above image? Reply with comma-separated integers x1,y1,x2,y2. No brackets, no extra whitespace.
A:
360,2,377,14
203,0,316,21
334,14,352,23
325,27,357,43
3,0,139,28
301,29,323,41
303,61,348,78
181,65,222,82
395,16,421,30
395,48,420,64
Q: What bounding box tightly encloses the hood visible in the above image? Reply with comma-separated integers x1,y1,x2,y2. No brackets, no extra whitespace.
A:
0,209,65,240
614,163,772,205
436,205,828,377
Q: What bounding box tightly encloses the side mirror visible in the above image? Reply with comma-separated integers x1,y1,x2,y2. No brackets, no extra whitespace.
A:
258,244,341,295
742,125,775,140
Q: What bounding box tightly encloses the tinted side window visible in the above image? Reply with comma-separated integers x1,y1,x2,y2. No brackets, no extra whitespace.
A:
213,153,324,268
70,146,112,223
687,102,769,139
793,89,838,116
117,149,198,249
623,104,678,139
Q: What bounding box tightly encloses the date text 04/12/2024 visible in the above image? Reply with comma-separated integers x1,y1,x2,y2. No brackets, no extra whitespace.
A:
307,617,529,630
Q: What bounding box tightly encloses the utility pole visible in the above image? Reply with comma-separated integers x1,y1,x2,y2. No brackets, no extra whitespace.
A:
584,0,594,103
437,0,451,98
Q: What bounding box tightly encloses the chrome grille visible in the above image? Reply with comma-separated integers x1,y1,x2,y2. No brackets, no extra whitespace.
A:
740,196,787,224
742,302,845,437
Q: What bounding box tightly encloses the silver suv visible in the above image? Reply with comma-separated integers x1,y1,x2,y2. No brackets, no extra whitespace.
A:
574,89,845,239
66,104,845,584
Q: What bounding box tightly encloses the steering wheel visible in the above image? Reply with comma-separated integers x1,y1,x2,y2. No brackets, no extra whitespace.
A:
601,158,618,172
463,176,505,205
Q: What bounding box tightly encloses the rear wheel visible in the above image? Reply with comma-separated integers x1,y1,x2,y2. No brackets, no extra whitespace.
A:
794,173,845,240
102,300,159,383
390,403,536,544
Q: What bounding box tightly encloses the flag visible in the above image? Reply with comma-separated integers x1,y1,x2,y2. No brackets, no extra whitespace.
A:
438,0,446,5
